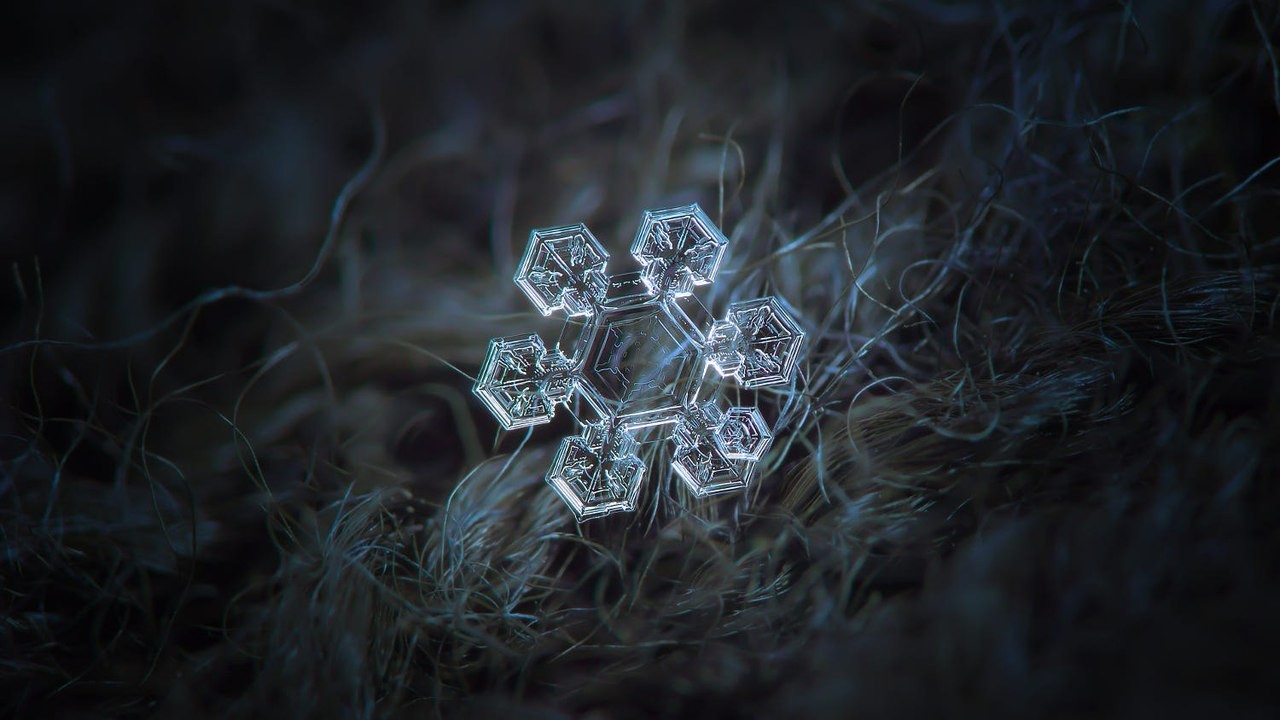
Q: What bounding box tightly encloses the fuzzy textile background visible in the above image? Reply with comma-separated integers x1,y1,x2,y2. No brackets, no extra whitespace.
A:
3,1,1279,717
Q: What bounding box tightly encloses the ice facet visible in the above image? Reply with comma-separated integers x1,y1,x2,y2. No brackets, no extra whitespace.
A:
706,297,804,388
515,223,609,317
631,204,728,298
546,422,646,521
576,297,705,429
474,334,574,430
717,406,772,460
474,204,805,520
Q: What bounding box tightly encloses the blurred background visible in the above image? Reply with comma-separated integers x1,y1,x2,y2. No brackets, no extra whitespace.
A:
2,1,1279,717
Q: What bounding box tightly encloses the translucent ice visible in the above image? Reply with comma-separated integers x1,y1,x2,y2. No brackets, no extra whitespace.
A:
630,204,728,298
705,297,805,389
545,422,646,521
473,334,575,429
515,223,610,317
475,204,804,521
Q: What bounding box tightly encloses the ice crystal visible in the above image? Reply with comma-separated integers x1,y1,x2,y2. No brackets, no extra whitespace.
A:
474,204,804,521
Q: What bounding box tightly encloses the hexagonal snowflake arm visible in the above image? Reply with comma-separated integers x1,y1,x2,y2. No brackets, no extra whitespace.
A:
546,422,646,522
671,403,750,497
515,223,610,317
716,406,772,460
473,334,576,430
630,204,728,298
705,296,804,389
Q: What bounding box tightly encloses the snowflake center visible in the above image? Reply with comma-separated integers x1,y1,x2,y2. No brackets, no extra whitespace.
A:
577,299,704,428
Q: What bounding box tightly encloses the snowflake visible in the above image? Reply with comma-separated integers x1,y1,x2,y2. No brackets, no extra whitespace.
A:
474,204,804,521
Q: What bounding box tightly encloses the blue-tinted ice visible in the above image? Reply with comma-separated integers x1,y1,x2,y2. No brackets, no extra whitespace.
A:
474,204,804,521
